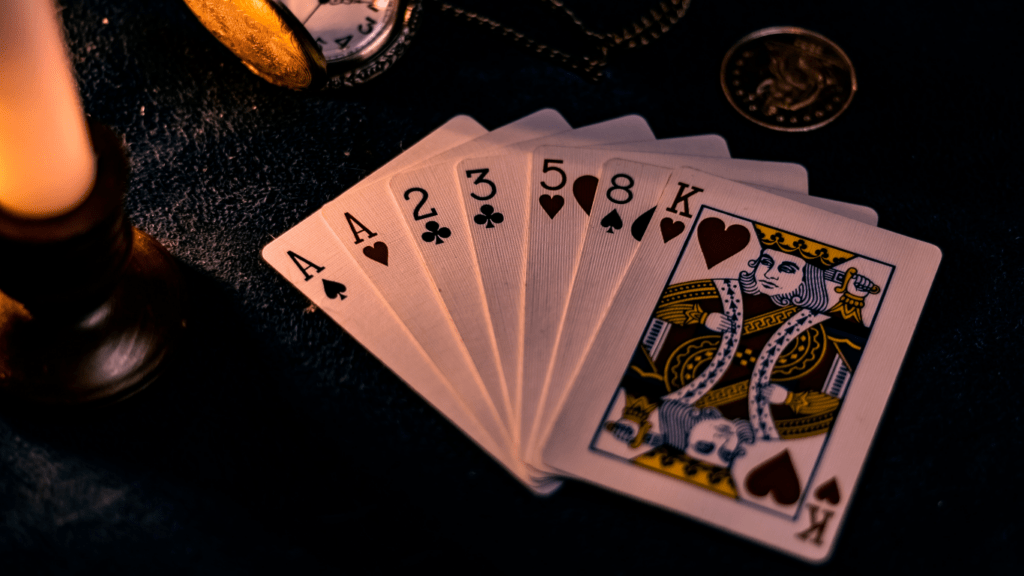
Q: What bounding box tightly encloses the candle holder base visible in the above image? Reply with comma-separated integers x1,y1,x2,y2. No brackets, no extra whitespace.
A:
0,229,184,406
0,121,185,407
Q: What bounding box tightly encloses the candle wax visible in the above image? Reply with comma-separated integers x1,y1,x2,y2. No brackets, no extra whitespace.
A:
0,0,96,220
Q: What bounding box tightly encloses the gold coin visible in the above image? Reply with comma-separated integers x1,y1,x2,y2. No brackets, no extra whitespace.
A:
721,27,856,132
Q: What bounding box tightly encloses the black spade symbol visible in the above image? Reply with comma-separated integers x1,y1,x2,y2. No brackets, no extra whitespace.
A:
600,209,623,233
322,279,347,300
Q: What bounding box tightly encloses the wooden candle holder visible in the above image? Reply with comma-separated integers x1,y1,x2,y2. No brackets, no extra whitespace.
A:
0,121,184,406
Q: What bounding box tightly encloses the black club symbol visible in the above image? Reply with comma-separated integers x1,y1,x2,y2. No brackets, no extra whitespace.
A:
473,204,504,229
421,221,451,244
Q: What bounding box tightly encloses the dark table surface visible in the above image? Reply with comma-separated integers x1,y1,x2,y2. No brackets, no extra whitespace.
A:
2,0,1020,573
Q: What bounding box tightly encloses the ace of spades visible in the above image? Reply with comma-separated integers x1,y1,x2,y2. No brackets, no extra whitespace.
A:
319,117,520,460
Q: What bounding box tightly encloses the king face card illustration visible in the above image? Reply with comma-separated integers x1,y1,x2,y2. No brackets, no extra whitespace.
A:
543,169,940,562
594,209,890,513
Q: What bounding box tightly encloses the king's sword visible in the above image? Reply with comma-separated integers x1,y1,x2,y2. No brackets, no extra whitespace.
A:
823,267,880,294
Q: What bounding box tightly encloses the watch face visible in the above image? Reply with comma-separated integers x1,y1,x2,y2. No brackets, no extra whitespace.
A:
183,0,416,89
280,0,400,64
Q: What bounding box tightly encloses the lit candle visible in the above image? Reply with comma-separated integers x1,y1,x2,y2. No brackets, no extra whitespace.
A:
0,0,96,219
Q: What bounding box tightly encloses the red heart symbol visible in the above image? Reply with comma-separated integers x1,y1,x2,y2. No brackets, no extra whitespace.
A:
697,218,750,269
659,218,686,243
539,194,564,219
572,175,598,215
362,241,388,266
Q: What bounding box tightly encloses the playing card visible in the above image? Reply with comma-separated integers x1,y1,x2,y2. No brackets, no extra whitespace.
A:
451,115,660,446
271,115,577,492
262,116,548,487
519,148,822,478
522,158,879,474
268,113,697,494
586,141,877,223
588,141,878,224
588,135,732,158
262,216,527,478
385,109,572,432
542,168,941,562
520,158,672,470
581,141,883,224
754,185,878,225
584,140,882,223
319,119,532,464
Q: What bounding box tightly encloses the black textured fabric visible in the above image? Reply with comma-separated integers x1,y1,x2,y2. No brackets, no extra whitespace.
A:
1,0,1020,573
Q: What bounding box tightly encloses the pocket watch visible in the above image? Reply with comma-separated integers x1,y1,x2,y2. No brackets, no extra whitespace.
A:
181,0,420,90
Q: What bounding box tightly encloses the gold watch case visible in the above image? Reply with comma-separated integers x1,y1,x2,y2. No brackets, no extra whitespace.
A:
181,0,420,90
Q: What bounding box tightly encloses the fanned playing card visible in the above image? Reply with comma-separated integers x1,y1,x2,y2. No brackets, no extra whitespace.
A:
452,126,738,484
521,156,880,476
262,116,537,485
385,109,571,434
314,112,662,492
542,168,940,562
519,147,826,479
262,109,933,558
449,115,658,450
319,127,521,462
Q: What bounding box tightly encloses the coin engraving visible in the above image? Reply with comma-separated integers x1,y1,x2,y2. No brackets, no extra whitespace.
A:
721,27,856,132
